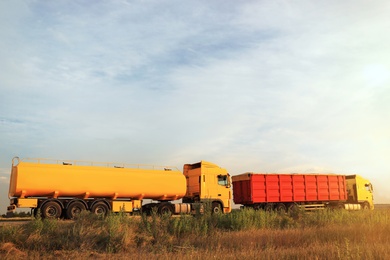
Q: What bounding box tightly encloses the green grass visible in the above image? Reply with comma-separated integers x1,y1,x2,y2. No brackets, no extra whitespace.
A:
1,208,389,259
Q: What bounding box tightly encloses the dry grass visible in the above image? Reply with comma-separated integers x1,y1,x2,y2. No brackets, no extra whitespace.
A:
1,208,389,259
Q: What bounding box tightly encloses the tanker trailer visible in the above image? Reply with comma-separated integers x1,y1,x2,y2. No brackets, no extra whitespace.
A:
7,157,232,218
232,173,374,211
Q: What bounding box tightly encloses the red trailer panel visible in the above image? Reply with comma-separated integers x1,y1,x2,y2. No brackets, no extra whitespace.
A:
232,173,347,205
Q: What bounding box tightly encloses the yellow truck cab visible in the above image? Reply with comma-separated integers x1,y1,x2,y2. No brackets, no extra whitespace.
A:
346,175,374,210
182,161,232,214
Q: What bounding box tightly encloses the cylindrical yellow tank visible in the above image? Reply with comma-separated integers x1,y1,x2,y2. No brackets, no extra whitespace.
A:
8,158,186,201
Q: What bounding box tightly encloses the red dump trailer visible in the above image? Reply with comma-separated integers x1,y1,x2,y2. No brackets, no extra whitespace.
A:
232,173,348,211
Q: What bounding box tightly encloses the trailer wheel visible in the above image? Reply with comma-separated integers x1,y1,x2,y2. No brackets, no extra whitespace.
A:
264,204,273,212
253,204,261,210
41,201,62,219
275,203,287,213
91,202,109,217
158,203,173,216
288,203,298,213
211,202,222,214
66,201,86,219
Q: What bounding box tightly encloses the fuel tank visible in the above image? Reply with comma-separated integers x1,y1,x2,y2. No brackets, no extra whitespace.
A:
8,157,186,201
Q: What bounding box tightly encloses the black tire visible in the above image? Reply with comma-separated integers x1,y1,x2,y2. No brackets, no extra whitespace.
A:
288,203,298,212
253,204,261,210
91,201,109,217
362,202,370,210
158,203,173,215
41,201,62,219
264,204,274,212
33,208,39,218
276,203,287,213
211,202,222,214
141,204,155,216
66,201,86,219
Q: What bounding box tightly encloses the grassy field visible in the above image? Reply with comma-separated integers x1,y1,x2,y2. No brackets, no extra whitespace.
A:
1,207,389,259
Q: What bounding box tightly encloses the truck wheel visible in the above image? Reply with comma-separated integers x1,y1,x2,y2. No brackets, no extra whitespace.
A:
66,201,86,219
33,208,39,218
337,203,345,210
253,204,261,210
362,202,370,210
211,202,222,214
288,204,298,213
276,203,287,213
91,202,109,217
158,203,173,216
41,201,62,219
264,204,273,212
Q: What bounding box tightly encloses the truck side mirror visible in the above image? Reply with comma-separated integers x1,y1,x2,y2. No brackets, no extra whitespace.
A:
226,173,231,188
364,183,373,192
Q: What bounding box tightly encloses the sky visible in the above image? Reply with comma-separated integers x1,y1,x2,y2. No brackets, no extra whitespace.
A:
1,1,389,214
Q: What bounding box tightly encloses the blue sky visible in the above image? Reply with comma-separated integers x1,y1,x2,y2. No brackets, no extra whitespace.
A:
1,1,389,213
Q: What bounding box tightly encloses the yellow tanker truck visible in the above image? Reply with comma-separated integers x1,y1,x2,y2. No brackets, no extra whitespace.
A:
7,157,232,218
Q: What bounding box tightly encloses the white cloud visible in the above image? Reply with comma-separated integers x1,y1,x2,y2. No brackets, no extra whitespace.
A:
0,168,9,185
0,177,7,184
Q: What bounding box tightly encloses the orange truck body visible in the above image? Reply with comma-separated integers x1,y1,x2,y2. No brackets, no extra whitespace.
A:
9,159,185,201
233,173,347,204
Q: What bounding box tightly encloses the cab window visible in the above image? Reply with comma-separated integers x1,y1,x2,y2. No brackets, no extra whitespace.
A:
218,175,228,186
365,183,373,192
